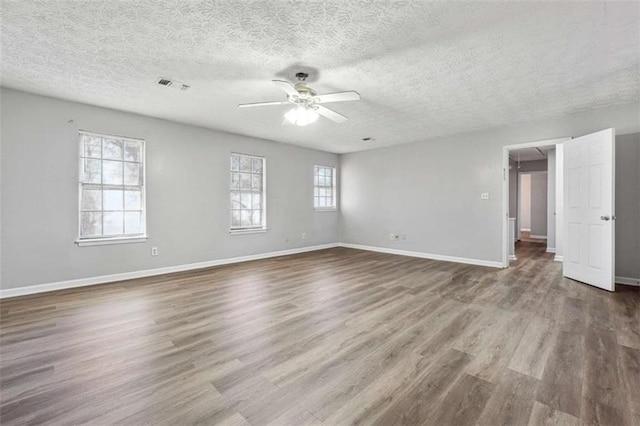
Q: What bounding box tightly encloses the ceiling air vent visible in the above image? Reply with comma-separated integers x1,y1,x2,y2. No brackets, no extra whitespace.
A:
157,78,190,91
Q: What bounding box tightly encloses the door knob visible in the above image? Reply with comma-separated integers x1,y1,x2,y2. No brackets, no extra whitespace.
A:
600,215,610,221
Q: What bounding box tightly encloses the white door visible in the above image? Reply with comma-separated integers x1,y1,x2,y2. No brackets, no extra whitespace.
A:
563,128,615,291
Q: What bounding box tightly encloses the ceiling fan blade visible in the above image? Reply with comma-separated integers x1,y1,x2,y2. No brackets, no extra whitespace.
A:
272,80,299,97
315,91,361,103
238,100,290,108
281,117,293,126
315,105,348,124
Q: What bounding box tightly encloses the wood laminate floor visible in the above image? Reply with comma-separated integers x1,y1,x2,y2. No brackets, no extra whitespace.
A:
1,245,639,425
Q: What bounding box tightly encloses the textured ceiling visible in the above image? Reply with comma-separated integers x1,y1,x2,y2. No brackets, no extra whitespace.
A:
509,146,553,162
1,1,638,153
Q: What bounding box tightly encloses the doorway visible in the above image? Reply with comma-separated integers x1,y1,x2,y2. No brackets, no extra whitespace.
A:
502,137,569,266
502,130,617,291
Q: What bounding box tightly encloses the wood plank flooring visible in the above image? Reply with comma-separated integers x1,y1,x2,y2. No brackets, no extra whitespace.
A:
1,243,639,425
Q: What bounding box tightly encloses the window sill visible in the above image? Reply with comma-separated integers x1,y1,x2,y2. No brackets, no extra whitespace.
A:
76,236,148,247
229,228,268,235
314,208,338,212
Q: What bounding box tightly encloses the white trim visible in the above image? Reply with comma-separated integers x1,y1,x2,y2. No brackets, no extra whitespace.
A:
76,236,148,246
529,234,547,239
554,255,564,262
509,255,517,261
229,228,268,235
546,247,556,253
338,243,503,268
615,276,640,286
0,243,339,299
520,228,531,232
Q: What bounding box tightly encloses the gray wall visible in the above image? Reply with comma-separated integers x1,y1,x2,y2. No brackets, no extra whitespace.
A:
529,172,548,237
520,174,532,230
340,102,640,272
1,88,339,290
615,133,640,279
547,150,556,250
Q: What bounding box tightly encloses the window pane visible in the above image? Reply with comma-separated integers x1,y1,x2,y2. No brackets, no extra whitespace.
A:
252,158,263,173
104,212,124,235
103,139,123,160
124,162,141,186
240,210,251,226
252,210,261,226
125,190,141,210
240,193,251,209
81,189,102,211
240,173,251,190
252,193,261,209
81,212,102,237
103,160,123,185
84,136,102,158
231,192,241,209
240,157,252,172
231,172,240,189
79,133,146,240
231,210,241,227
231,155,240,171
319,197,327,207
104,189,124,210
82,159,102,184
124,141,141,162
252,174,262,191
124,211,143,234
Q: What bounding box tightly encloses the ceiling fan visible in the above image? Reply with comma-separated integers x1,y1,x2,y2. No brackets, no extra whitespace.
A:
238,72,360,126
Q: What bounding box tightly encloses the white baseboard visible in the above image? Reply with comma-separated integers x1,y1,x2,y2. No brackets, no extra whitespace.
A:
616,276,640,287
554,255,563,262
521,228,531,232
546,247,556,253
530,235,547,239
509,255,517,261
338,243,503,269
0,243,340,299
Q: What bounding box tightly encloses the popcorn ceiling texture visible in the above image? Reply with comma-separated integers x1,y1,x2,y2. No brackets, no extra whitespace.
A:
1,0,638,153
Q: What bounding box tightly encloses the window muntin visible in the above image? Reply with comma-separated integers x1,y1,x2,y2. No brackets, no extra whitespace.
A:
78,131,146,240
230,153,266,230
314,165,336,210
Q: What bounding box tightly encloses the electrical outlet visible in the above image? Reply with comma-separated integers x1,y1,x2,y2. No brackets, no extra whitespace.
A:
481,192,490,200
151,247,158,256
302,232,306,240
389,233,395,240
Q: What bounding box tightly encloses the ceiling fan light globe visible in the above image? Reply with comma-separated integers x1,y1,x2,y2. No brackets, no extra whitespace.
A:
285,106,319,126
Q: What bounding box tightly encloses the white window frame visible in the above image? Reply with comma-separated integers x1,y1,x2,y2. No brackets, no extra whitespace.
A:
76,130,147,246
230,153,267,234
314,165,337,211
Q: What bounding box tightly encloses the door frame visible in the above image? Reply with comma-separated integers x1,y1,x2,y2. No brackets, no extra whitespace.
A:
502,137,570,267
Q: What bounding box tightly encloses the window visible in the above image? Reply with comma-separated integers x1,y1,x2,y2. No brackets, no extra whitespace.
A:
230,153,266,232
77,131,146,245
314,165,336,210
